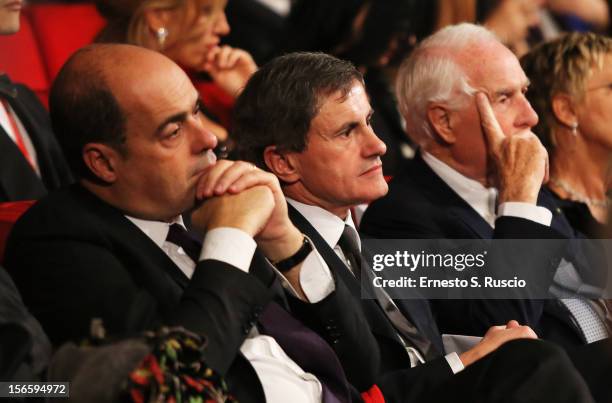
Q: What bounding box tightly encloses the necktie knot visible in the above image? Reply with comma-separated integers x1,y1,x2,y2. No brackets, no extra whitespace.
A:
165,223,201,263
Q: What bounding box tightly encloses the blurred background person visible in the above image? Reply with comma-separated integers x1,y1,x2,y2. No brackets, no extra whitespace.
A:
95,0,258,147
0,0,73,202
224,0,292,65
522,32,612,238
547,0,609,33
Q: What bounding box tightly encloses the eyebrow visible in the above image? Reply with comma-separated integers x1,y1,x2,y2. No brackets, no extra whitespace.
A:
330,109,374,136
155,97,203,135
493,80,531,98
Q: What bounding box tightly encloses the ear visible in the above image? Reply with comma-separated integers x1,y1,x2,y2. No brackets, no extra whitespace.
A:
427,103,456,144
263,146,300,184
143,7,174,33
82,143,120,184
551,93,577,128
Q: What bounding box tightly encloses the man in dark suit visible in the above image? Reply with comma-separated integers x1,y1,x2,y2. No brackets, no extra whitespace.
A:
231,51,600,403
361,23,611,351
0,1,72,201
5,44,387,403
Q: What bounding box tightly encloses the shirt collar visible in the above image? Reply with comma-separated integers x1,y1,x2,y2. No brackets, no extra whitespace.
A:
422,151,498,226
125,215,186,248
287,198,359,250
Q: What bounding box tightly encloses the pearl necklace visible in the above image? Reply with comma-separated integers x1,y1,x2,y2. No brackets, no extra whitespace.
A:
549,178,610,208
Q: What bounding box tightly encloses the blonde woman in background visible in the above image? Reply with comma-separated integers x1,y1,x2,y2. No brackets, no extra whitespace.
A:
522,32,612,237
96,0,258,143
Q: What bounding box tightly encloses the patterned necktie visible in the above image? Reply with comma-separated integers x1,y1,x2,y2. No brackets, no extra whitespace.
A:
561,298,609,343
552,259,609,343
165,224,202,263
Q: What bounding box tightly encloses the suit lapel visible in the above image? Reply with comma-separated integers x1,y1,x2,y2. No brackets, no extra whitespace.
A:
409,153,494,238
288,205,406,345
0,126,46,201
74,185,190,293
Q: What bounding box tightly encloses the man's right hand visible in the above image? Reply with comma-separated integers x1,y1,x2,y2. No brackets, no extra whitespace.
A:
459,320,538,367
191,160,305,264
476,92,548,204
191,185,275,237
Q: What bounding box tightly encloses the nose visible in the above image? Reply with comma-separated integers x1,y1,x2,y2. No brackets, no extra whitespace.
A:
517,95,539,129
192,117,218,153
214,11,230,36
363,125,387,158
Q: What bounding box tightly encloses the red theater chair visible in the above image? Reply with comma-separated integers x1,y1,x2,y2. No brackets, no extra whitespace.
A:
26,3,106,82
0,13,49,105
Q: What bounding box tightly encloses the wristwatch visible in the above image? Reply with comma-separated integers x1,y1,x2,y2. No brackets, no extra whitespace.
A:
271,236,313,272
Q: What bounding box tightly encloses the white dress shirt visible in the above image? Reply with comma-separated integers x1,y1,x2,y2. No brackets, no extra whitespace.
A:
421,152,552,227
0,100,39,175
287,198,465,374
126,215,329,403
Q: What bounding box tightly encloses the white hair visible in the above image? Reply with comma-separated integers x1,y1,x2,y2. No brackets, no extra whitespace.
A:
396,23,500,145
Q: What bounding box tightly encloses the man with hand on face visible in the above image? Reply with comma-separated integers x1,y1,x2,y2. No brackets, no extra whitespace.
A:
361,23,612,351
0,0,72,201
361,23,612,402
232,51,599,403
5,44,385,403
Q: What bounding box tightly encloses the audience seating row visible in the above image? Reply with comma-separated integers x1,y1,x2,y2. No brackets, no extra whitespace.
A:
0,3,105,107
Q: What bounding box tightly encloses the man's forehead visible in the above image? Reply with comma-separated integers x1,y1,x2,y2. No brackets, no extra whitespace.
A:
315,82,367,113
116,64,194,108
465,46,527,94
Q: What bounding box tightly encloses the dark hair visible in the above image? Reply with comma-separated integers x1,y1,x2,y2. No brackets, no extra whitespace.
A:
232,52,363,170
49,46,127,181
278,0,428,69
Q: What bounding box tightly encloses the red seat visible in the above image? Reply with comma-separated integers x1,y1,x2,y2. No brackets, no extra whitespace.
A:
193,80,235,129
0,13,49,106
0,201,35,264
26,3,106,82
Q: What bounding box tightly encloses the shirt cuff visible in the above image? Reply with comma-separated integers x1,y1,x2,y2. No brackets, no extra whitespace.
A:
273,243,335,303
445,352,465,374
200,227,257,272
498,202,552,227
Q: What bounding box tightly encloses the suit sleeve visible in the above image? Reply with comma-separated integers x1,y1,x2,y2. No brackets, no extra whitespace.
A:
7,238,272,376
362,202,567,336
287,271,381,392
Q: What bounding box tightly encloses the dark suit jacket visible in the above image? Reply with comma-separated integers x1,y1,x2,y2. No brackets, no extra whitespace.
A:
288,205,460,401
0,266,51,381
0,75,72,202
361,152,587,347
5,184,380,401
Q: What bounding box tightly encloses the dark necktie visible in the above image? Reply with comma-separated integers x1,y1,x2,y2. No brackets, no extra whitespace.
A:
165,223,202,263
258,302,350,403
166,225,351,401
337,225,362,280
338,224,436,360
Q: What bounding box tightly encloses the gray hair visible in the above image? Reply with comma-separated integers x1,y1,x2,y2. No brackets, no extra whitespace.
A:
395,23,499,145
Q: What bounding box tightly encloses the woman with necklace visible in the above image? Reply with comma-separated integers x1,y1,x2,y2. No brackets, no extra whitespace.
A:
521,32,612,237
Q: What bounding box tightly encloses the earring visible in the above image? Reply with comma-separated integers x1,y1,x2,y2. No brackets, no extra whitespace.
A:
570,122,578,136
156,27,168,48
